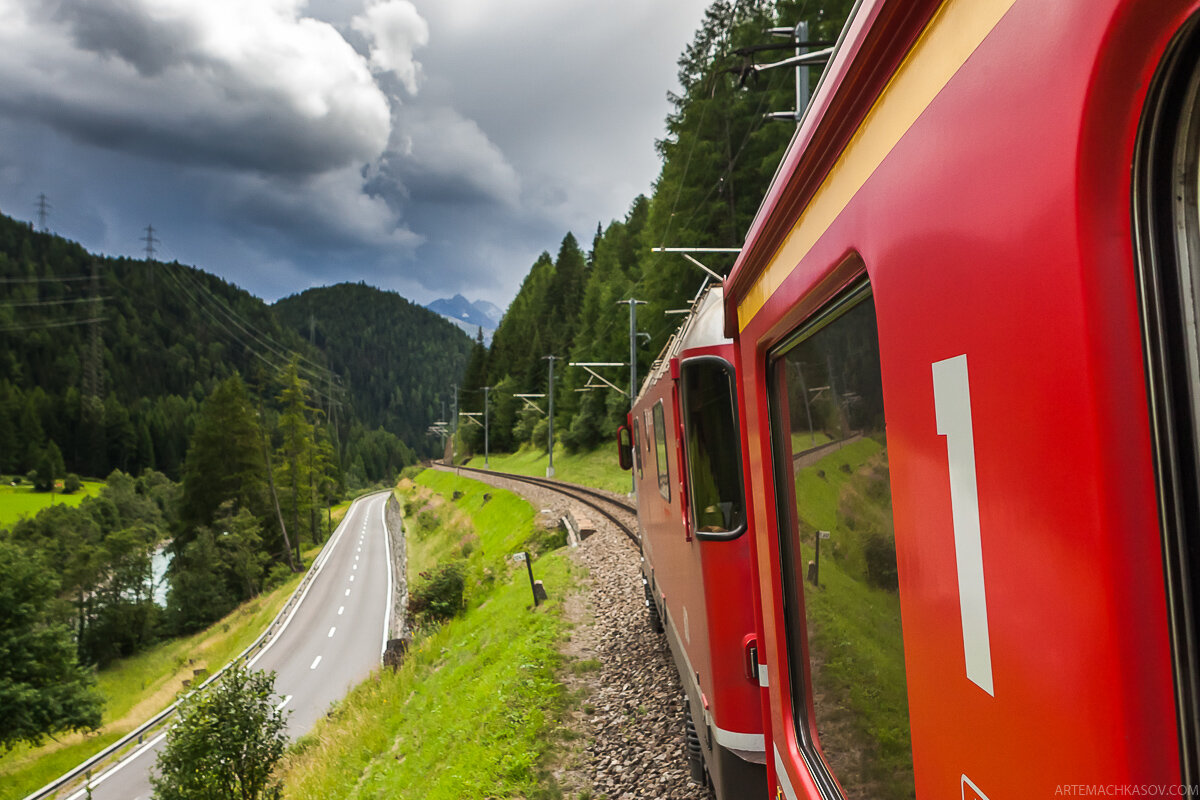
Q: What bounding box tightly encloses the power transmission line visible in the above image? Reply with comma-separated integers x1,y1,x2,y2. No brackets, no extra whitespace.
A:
146,232,342,398
0,296,111,309
84,261,103,400
159,264,341,407
168,260,339,385
0,317,105,334
0,275,92,284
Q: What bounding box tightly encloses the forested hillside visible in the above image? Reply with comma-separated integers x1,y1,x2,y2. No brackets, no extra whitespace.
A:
0,216,467,483
0,214,320,480
274,283,473,451
460,0,854,456
0,223,472,750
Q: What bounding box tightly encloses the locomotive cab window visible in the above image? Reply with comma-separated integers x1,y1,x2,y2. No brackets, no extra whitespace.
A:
680,357,746,537
653,400,670,501
767,282,914,800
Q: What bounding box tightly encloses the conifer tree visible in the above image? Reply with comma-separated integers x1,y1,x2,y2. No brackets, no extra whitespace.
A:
274,362,317,561
177,374,271,550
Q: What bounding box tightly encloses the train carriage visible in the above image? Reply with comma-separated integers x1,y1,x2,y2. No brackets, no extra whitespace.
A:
722,0,1200,798
622,286,767,798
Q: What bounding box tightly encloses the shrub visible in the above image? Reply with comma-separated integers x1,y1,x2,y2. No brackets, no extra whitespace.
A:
408,562,466,627
263,563,294,592
525,524,567,557
62,473,82,494
414,508,439,539
863,532,899,591
152,665,288,800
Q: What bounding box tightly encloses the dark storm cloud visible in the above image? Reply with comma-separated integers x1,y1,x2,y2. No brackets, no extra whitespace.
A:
0,0,393,176
54,0,198,77
0,0,714,307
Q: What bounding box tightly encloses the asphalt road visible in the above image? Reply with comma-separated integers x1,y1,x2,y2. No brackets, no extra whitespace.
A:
66,491,395,800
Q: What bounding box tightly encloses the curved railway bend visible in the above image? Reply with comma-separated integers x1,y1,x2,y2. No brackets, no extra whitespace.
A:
430,463,707,800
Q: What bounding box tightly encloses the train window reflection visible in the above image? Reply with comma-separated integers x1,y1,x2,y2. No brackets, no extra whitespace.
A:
681,358,745,536
769,288,914,800
653,401,670,500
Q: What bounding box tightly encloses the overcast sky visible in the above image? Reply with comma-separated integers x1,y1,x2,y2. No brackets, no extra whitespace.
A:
0,0,717,310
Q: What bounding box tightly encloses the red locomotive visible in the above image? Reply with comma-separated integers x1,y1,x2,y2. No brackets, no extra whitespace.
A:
625,0,1200,796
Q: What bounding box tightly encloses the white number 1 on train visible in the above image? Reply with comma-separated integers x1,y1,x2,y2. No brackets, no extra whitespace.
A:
932,354,995,696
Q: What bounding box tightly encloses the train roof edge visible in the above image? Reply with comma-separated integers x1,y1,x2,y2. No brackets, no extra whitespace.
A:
638,285,730,403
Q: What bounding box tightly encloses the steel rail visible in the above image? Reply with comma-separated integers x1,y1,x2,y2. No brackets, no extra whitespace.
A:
446,464,639,546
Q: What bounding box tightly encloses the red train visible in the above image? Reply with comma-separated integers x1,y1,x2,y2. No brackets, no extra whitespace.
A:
621,0,1200,797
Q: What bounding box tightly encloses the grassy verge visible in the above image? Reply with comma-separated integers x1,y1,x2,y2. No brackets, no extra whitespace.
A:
0,541,324,800
463,443,630,494
0,479,105,528
280,470,577,799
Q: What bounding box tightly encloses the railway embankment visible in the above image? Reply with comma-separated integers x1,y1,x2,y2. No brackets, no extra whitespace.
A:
434,464,706,800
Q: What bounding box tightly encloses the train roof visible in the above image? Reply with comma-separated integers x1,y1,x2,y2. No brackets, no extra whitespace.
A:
637,284,730,403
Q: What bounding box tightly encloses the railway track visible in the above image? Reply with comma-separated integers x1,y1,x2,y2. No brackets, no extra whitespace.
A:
442,463,640,546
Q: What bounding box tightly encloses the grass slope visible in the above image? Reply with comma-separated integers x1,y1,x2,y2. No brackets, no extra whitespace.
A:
0,542,323,800
0,480,105,528
464,444,630,494
281,471,576,799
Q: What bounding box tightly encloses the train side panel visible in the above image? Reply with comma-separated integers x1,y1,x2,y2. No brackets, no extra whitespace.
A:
727,0,1190,797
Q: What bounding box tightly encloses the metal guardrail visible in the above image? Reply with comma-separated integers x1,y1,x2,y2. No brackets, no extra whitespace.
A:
21,491,385,800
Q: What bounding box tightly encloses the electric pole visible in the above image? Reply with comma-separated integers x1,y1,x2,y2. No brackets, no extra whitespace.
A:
543,355,559,477
759,20,831,123
483,386,493,469
451,384,459,463
84,261,103,402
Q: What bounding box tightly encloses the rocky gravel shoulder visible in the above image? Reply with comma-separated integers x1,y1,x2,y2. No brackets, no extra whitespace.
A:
433,466,707,800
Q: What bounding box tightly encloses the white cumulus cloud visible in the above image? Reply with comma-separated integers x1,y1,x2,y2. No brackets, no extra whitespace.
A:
351,0,429,93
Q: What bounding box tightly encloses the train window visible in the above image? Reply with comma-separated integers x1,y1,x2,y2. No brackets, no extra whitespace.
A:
632,418,643,477
680,357,746,538
653,400,670,500
767,282,914,800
